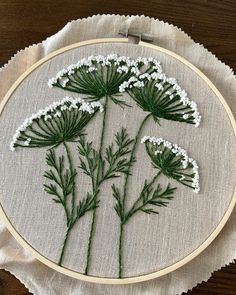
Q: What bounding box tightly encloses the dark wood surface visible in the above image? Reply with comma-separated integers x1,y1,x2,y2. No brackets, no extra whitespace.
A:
0,1,235,294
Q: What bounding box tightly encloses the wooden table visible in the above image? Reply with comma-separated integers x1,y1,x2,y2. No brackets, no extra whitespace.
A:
0,1,235,294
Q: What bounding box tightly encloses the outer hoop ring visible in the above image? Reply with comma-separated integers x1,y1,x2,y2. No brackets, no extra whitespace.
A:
0,38,235,284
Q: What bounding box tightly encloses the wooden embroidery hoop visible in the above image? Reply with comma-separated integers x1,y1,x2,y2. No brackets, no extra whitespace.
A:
0,38,235,284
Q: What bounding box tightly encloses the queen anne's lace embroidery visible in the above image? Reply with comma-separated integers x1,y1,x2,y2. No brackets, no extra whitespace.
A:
11,54,202,278
10,97,103,151
119,71,201,127
141,136,200,193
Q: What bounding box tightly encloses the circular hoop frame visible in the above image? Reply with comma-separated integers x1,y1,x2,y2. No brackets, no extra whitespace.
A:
0,38,235,284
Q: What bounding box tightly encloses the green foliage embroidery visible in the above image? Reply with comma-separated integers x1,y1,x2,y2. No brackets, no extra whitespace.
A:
10,54,201,278
10,97,102,265
48,55,150,274
48,54,145,107
77,127,134,274
44,147,98,265
113,62,201,278
78,128,134,185
114,175,176,222
113,135,200,278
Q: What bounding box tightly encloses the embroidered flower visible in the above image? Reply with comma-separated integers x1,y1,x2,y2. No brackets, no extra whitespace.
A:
119,71,201,127
48,55,142,102
48,55,166,108
141,136,200,193
10,97,103,151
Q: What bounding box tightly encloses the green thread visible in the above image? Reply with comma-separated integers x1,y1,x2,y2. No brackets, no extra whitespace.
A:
117,113,151,278
113,63,202,277
44,147,76,265
144,137,200,193
125,174,175,219
44,144,99,266
11,97,101,267
49,57,142,274
10,55,201,277
58,225,71,266
63,142,76,221
118,222,123,278
122,114,151,206
125,172,162,220
11,98,98,151
79,106,135,275
84,95,109,275
78,125,135,275
124,76,201,127
114,170,175,278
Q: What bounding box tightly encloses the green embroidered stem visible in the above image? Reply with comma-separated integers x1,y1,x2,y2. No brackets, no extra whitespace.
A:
125,172,162,220
118,173,162,278
118,222,123,278
47,147,70,226
84,95,109,275
117,170,174,277
63,142,75,219
118,113,151,278
122,113,151,207
57,142,75,266
58,225,72,266
45,143,98,267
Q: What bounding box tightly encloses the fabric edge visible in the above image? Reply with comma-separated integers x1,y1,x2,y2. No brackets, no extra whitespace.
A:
178,258,236,294
0,266,39,295
0,13,235,295
0,14,235,78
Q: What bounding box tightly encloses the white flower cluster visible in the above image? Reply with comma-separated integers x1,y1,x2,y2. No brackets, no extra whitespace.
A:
119,71,201,127
136,57,162,72
24,138,31,146
10,97,103,151
141,135,200,193
48,54,135,88
48,55,163,89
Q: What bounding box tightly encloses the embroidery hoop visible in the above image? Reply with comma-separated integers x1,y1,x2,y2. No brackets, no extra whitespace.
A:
0,38,235,284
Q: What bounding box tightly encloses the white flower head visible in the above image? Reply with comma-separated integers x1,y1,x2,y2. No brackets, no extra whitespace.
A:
10,97,104,151
141,136,200,193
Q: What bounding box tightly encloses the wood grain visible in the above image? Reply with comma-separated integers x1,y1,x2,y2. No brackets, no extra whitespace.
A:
0,0,235,294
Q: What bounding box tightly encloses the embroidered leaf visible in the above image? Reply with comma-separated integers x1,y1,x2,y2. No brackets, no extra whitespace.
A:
125,175,175,221
77,137,100,181
112,184,125,223
77,128,135,185
142,136,200,193
102,128,135,181
44,183,60,197
44,148,99,220
119,72,201,127
43,149,77,225
75,192,99,220
10,97,103,151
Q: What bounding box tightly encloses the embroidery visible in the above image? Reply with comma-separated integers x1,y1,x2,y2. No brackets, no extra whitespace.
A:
48,55,160,274
113,136,199,277
119,71,201,127
10,97,103,265
11,54,201,278
10,97,103,151
44,148,98,265
114,61,201,278
77,128,134,274
141,136,200,193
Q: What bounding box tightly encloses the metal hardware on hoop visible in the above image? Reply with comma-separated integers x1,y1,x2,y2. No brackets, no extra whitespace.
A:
118,29,154,44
